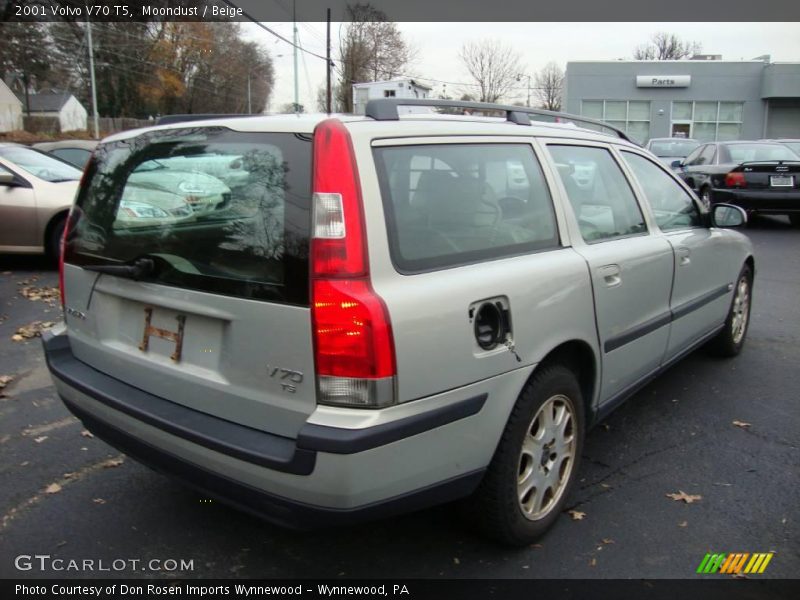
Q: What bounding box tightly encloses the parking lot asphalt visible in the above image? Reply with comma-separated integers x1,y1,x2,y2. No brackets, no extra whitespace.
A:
0,216,797,580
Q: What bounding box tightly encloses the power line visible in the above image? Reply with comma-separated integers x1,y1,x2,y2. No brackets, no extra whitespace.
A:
220,0,331,63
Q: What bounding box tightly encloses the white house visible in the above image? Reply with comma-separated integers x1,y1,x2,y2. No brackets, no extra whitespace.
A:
26,92,88,132
0,79,23,132
352,78,432,115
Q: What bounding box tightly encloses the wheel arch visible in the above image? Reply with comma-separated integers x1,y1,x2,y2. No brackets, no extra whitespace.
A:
531,339,599,425
44,209,69,254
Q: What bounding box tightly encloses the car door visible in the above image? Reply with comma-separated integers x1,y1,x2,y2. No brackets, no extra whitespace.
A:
0,162,38,249
619,150,735,361
546,143,674,406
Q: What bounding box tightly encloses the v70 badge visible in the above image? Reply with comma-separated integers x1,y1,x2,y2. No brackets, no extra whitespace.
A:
267,366,303,393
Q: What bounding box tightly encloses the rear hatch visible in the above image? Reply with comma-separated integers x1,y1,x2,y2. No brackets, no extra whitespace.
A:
62,125,316,437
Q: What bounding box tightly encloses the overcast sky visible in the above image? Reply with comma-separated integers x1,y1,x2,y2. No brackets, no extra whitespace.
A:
246,22,800,111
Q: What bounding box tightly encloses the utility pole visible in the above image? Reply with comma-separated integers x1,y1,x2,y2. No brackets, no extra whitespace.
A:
86,19,100,139
293,1,299,114
326,8,332,114
517,74,531,107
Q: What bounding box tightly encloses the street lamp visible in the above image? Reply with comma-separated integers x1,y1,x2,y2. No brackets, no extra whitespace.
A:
516,73,531,108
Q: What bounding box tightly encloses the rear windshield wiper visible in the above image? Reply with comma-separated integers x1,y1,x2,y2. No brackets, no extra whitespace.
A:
84,257,155,280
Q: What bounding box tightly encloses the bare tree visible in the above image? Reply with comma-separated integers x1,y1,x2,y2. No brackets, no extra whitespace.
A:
533,62,564,111
336,3,414,112
634,32,702,60
459,39,522,103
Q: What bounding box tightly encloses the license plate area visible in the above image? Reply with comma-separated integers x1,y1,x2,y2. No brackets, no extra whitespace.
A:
139,306,186,362
770,175,794,187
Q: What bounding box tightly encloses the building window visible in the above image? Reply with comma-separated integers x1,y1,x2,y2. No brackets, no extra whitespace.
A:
384,90,396,98
580,100,651,144
671,101,743,142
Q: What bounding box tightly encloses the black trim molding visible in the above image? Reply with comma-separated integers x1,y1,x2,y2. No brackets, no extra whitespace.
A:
604,283,731,353
298,394,488,454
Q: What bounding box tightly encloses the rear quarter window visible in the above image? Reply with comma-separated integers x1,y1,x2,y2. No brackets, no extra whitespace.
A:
373,143,559,273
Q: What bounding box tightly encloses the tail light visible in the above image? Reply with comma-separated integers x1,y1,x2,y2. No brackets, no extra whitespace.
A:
310,119,396,408
725,172,747,188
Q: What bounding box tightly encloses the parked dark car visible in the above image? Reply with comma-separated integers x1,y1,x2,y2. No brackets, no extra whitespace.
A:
674,141,800,226
644,137,700,168
32,140,98,169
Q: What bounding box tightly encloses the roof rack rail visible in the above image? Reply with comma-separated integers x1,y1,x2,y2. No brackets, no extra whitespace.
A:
155,113,256,125
364,98,632,143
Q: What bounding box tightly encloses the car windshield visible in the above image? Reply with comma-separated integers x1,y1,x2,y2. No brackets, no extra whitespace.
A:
0,146,83,182
725,143,798,163
648,140,699,157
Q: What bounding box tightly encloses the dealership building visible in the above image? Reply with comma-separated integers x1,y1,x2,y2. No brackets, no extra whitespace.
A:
563,58,800,144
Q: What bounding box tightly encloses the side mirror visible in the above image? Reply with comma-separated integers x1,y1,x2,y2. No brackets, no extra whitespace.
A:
671,160,682,169
712,203,747,228
0,171,15,186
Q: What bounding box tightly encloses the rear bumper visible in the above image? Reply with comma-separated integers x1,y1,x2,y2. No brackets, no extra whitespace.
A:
712,188,800,213
43,331,492,528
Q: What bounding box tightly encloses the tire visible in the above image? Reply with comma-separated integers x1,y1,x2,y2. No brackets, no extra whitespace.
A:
465,364,585,546
699,186,713,211
789,215,800,228
707,264,753,357
46,216,66,265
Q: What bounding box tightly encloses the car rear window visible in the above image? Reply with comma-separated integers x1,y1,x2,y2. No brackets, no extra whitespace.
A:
66,127,312,305
723,143,798,163
373,143,559,272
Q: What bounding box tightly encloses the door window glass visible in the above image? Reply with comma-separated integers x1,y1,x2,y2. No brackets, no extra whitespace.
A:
547,145,647,243
621,152,702,231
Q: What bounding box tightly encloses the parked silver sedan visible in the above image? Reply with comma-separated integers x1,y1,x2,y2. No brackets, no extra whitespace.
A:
0,143,81,260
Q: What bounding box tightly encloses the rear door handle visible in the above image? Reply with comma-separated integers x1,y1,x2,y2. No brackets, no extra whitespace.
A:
677,247,691,266
598,264,621,288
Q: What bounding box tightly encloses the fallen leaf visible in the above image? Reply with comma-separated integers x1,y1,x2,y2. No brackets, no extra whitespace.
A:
19,285,60,304
600,483,612,489
666,491,702,504
453,557,460,565
80,429,94,439
34,435,48,443
0,375,13,388
732,420,752,429
589,558,597,567
93,498,106,505
678,521,688,528
103,457,124,468
12,321,55,341
19,461,29,467
45,483,62,494
568,510,586,521
602,538,615,544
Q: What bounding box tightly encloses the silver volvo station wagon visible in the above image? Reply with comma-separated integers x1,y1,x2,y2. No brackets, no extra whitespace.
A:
43,100,754,545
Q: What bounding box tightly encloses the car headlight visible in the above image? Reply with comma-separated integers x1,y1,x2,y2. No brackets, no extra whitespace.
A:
119,200,170,219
